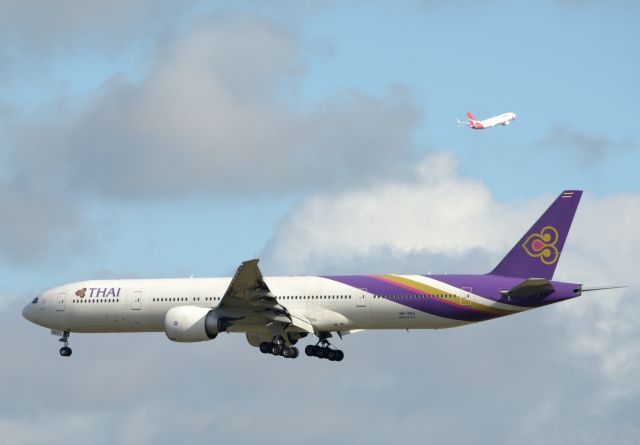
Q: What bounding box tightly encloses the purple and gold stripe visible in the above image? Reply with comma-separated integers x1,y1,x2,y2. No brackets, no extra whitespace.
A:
324,274,518,322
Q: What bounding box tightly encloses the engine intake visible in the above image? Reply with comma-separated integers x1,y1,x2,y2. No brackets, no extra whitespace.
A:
164,306,230,342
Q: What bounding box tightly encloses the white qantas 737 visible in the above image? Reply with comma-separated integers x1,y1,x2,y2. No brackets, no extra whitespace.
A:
457,111,516,129
22,190,619,362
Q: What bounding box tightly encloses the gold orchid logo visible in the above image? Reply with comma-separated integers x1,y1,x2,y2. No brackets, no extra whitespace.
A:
521,226,560,265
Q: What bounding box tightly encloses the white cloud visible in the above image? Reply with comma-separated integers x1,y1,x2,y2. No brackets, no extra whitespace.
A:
263,151,545,274
264,151,640,281
553,290,640,400
263,150,640,405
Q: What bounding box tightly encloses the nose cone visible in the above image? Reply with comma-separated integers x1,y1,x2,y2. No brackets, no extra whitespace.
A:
22,303,33,322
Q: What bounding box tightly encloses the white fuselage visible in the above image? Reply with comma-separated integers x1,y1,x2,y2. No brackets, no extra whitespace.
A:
477,112,516,128
23,275,528,335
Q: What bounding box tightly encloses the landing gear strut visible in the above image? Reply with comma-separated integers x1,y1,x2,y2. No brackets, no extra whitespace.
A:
304,333,344,361
59,331,72,357
259,335,299,359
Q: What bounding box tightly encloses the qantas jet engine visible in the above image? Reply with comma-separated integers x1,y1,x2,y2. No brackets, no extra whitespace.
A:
164,306,231,342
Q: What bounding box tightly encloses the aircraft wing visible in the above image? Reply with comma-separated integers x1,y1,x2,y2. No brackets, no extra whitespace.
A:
215,259,314,334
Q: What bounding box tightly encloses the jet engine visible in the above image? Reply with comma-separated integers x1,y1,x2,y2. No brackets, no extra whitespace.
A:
164,306,231,342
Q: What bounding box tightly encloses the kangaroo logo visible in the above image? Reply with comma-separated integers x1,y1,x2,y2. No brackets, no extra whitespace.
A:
521,226,560,265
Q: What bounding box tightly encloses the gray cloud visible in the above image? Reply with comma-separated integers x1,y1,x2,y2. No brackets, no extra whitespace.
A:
6,16,421,200
5,286,640,444
0,183,86,264
0,0,193,54
537,124,636,164
0,14,421,262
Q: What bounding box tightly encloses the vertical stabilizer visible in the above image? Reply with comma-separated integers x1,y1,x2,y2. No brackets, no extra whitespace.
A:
490,190,582,279
467,112,483,129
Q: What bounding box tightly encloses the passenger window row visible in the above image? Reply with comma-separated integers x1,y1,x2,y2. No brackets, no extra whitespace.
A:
277,295,352,300
152,297,221,302
70,294,458,304
374,294,455,299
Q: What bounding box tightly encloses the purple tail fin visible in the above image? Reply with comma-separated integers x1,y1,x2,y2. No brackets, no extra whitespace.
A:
490,190,582,279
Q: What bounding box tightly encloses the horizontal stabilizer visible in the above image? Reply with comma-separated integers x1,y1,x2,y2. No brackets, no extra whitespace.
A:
501,278,555,299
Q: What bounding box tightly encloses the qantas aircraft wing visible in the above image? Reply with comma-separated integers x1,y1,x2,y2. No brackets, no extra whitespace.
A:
216,259,314,333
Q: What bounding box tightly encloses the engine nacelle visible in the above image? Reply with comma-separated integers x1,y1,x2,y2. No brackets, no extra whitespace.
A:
164,306,230,342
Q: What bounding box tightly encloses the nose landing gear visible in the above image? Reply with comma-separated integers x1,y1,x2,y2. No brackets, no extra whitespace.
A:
58,331,72,357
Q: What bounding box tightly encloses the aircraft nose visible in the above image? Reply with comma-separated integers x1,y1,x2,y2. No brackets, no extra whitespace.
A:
22,303,35,322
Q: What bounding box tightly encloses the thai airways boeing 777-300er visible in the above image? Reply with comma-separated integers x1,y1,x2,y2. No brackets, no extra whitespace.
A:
23,190,616,362
458,111,516,129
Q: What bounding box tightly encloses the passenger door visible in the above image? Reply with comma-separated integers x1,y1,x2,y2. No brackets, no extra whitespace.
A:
130,291,142,311
461,287,472,306
126,290,143,328
56,292,66,312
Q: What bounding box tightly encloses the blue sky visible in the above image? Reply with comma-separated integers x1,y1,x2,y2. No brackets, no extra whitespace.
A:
1,1,639,444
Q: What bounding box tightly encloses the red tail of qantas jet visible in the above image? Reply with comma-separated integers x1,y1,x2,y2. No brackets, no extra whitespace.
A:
457,111,517,129
23,190,623,362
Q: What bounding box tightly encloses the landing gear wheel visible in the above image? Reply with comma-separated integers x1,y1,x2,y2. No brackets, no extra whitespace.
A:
282,346,292,358
305,345,316,356
304,333,345,361
271,343,283,355
290,346,299,359
58,331,72,357
259,342,272,354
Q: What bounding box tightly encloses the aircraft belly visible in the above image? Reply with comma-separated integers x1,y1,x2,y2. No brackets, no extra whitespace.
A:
66,303,166,333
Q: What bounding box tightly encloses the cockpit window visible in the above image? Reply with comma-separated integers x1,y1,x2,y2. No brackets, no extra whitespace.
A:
32,297,38,304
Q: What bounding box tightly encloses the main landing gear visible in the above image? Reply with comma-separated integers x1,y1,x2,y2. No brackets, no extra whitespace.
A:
259,336,300,359
305,333,344,362
59,331,72,357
